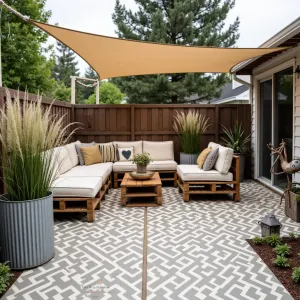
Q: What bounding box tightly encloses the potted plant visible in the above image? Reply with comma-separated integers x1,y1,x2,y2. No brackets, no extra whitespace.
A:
0,90,74,269
221,121,251,182
132,153,152,173
173,110,210,164
285,182,300,222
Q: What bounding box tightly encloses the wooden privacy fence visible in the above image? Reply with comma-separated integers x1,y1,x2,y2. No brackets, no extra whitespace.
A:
0,88,251,185
74,103,252,178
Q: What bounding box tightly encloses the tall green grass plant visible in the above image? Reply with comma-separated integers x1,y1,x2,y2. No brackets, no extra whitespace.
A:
0,89,75,201
173,110,210,154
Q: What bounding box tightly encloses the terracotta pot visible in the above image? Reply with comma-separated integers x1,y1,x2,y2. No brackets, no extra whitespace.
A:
285,191,300,222
137,165,147,173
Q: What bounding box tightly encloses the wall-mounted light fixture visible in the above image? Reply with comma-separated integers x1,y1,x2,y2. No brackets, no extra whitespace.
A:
295,65,300,79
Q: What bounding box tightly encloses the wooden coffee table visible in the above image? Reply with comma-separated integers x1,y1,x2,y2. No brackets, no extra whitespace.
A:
121,172,162,207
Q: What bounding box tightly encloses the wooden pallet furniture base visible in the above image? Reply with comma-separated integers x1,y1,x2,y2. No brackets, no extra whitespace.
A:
114,171,177,189
53,175,112,222
177,156,240,202
121,172,162,207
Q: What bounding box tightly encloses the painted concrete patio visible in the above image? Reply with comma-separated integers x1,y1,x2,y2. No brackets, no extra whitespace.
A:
3,181,300,300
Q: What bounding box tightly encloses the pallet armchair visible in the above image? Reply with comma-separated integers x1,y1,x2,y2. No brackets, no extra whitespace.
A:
177,144,240,202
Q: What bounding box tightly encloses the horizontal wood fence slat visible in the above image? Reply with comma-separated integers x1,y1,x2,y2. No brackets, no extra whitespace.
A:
0,88,252,194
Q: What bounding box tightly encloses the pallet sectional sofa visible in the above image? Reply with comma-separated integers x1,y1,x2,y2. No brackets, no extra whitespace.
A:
50,140,240,222
50,140,177,221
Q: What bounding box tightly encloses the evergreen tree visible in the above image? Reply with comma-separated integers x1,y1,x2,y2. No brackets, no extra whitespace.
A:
112,0,239,103
82,66,98,100
1,0,55,93
52,41,79,87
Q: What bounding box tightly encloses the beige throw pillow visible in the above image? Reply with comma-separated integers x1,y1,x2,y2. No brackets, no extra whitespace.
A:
197,148,212,168
80,145,102,166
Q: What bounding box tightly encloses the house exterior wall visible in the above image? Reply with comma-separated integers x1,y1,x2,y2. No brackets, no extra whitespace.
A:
251,45,300,186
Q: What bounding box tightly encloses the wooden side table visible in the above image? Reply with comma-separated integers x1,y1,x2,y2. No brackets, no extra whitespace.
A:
121,172,162,207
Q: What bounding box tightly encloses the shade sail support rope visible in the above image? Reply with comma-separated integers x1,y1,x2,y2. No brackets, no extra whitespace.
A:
0,0,288,80
0,0,29,21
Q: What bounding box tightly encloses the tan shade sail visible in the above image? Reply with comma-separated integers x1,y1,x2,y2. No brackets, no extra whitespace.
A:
33,21,286,79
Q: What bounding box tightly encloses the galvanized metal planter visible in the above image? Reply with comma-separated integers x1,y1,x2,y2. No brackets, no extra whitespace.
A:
0,192,55,269
180,152,198,165
234,153,245,182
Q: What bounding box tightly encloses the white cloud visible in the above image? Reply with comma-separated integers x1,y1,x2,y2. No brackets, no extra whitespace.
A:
45,0,300,75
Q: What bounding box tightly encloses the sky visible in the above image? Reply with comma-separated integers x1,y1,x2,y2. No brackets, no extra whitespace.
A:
45,0,300,75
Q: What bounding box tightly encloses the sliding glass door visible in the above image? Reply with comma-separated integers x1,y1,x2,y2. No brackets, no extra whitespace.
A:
259,79,272,180
259,67,294,190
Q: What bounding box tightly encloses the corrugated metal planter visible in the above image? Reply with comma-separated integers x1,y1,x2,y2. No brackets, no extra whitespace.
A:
180,153,198,164
234,153,245,182
0,192,55,269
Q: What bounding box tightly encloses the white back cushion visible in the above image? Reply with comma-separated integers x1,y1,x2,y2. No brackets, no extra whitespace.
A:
208,143,233,174
208,142,220,149
65,141,80,168
143,141,174,160
113,141,143,155
55,146,73,175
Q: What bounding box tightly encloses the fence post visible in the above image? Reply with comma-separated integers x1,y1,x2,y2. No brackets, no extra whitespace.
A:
215,105,219,143
131,105,135,141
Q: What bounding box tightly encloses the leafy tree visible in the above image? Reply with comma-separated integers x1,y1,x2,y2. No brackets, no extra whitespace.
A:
112,0,239,103
86,82,125,104
1,0,55,93
52,41,79,87
52,82,71,102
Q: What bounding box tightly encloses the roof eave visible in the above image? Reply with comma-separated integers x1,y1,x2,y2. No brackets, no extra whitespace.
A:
232,17,300,74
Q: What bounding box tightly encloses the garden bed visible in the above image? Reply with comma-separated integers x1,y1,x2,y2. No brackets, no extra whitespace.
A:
0,271,22,299
248,237,300,300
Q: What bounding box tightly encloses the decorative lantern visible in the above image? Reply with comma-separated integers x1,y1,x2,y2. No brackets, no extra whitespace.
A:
258,214,282,237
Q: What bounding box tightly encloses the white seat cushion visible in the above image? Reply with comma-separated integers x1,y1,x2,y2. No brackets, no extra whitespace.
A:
177,165,233,181
60,162,113,181
143,141,174,160
113,141,143,155
208,142,233,174
51,177,102,198
147,160,177,171
64,141,80,167
113,161,137,172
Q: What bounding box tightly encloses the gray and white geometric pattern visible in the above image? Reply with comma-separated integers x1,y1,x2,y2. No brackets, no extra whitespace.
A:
3,180,300,300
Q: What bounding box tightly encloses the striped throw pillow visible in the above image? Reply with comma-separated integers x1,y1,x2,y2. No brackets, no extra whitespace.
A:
99,144,118,162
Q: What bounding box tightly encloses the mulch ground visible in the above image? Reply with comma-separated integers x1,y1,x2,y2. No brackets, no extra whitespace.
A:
0,271,22,299
248,238,300,300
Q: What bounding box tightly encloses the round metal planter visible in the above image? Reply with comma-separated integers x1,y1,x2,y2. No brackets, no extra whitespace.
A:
180,152,198,165
0,192,55,269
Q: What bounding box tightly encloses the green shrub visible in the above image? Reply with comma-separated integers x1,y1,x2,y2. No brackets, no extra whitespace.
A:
289,232,296,240
292,267,300,283
0,263,13,295
274,244,291,257
273,256,290,268
252,236,264,245
265,234,282,248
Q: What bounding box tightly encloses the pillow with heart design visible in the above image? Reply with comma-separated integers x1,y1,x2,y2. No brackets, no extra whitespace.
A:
118,147,134,161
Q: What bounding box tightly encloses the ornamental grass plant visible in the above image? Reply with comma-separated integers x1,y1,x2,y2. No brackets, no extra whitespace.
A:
0,89,75,201
173,110,210,154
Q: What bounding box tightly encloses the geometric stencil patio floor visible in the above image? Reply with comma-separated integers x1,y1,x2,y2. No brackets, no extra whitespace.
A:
3,180,300,300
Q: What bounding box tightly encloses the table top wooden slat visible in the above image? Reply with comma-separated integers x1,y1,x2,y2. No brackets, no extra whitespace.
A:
121,172,161,187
